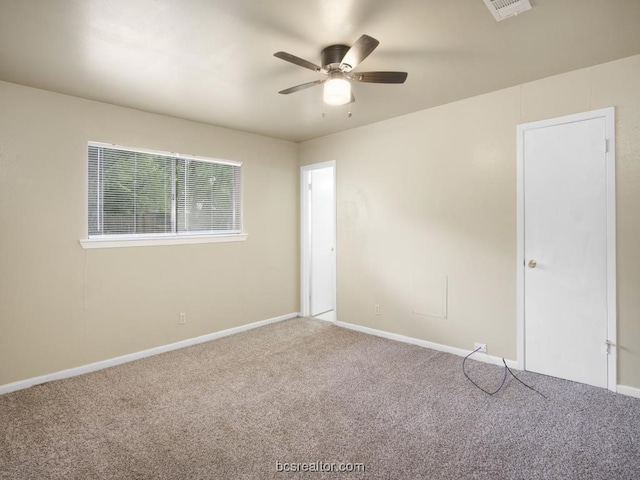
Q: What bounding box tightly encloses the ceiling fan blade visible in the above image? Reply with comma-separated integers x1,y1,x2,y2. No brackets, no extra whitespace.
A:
274,51,321,72
340,34,380,70
278,79,326,95
353,71,408,84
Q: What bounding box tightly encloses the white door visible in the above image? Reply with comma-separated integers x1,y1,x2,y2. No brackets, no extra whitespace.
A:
307,166,335,317
520,110,615,389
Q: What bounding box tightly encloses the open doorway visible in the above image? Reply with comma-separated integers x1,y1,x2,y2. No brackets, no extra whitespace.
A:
300,161,336,321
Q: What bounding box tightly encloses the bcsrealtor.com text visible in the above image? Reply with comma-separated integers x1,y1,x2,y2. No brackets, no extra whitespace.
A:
276,461,365,473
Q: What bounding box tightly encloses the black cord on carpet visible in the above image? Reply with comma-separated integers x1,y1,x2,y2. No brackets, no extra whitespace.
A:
463,348,547,399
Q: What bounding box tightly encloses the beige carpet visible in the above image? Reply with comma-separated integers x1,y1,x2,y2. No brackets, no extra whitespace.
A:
1,317,639,479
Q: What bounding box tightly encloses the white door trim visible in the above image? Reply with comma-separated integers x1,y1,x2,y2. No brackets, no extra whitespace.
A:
516,107,616,391
300,161,337,320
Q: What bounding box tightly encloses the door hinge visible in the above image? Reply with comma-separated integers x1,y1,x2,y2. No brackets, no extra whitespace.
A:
605,340,615,354
605,138,609,153
308,183,312,190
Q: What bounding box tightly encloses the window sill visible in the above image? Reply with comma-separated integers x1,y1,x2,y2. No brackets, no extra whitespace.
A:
79,233,248,249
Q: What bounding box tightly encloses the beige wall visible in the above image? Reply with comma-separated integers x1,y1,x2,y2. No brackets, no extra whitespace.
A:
300,54,640,389
1,54,639,391
0,81,299,386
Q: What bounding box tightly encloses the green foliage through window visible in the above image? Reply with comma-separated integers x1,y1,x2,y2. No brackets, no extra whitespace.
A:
88,144,241,237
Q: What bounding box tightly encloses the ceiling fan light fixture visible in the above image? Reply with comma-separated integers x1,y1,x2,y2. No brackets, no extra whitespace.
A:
323,76,351,105
275,34,407,105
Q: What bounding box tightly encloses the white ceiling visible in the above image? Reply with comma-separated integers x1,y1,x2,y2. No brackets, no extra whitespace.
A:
1,0,639,142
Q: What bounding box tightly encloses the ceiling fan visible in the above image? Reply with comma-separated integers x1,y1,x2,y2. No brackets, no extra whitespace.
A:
274,34,408,106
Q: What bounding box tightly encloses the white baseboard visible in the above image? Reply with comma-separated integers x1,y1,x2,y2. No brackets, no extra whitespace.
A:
617,384,640,399
312,310,336,322
336,321,640,397
0,312,299,396
335,320,519,369
6,314,637,399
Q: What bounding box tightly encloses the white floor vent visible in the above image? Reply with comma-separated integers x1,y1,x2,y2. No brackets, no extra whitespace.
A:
482,0,532,21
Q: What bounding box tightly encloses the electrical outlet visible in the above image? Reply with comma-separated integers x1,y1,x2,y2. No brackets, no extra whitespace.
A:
179,313,186,325
374,304,380,315
474,343,487,353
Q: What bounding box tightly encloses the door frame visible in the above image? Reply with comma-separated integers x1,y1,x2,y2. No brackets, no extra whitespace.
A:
300,161,337,320
516,107,616,391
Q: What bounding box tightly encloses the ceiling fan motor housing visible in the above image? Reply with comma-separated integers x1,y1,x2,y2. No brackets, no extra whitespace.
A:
321,45,350,69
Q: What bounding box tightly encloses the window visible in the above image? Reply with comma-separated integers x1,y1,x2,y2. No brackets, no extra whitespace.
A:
87,142,242,242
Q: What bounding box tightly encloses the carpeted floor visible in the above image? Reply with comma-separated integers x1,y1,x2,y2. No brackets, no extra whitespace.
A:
1,317,639,479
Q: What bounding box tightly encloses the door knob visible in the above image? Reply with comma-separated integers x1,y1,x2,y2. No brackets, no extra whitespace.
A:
528,259,537,268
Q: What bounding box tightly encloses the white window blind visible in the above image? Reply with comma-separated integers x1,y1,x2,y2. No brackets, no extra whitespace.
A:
88,143,242,238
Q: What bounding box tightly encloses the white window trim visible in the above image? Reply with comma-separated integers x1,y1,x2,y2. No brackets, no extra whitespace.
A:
83,142,247,248
80,233,248,249
88,142,242,167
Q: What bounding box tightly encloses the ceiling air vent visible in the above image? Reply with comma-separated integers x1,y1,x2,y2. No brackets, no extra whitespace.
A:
482,0,532,21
